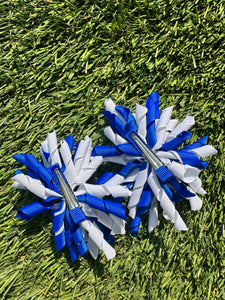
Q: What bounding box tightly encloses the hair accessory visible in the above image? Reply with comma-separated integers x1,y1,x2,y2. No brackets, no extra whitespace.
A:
12,131,131,261
92,92,217,236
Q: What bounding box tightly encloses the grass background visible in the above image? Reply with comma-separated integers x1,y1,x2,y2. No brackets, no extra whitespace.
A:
0,0,224,299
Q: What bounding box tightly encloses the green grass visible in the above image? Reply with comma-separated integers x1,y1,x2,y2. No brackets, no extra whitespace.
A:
0,0,225,299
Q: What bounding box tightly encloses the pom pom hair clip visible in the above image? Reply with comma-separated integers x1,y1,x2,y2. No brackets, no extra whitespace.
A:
92,92,218,236
12,131,131,262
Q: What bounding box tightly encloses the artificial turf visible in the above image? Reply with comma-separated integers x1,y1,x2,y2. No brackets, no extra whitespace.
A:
0,0,224,299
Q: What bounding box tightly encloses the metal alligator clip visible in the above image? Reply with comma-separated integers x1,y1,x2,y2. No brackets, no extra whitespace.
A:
130,132,194,197
131,133,163,170
54,168,79,210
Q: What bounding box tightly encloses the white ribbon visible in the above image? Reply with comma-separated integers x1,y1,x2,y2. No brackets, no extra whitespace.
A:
81,203,125,235
187,192,202,211
40,139,51,167
128,167,148,218
73,137,91,175
189,145,218,158
153,106,173,150
188,177,206,195
104,127,127,145
80,220,116,260
157,150,183,164
103,154,141,165
165,116,195,142
60,140,77,188
76,156,103,185
47,130,62,167
148,171,188,231
105,98,116,114
148,197,158,233
135,104,147,141
12,173,61,199
75,183,131,198
167,161,200,184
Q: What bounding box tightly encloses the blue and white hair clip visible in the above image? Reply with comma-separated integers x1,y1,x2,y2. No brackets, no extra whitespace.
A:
92,92,218,236
12,131,131,261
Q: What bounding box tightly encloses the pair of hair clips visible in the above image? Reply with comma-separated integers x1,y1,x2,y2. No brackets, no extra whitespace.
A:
12,92,217,262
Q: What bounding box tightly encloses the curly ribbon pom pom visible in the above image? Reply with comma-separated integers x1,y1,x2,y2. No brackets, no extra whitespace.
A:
92,92,217,236
13,131,131,261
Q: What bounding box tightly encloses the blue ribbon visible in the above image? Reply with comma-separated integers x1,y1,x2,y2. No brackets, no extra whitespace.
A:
64,135,75,153
77,194,127,220
92,143,140,157
102,110,127,137
17,202,50,221
64,209,88,261
94,221,115,243
119,161,146,177
183,136,208,150
115,106,138,133
145,91,159,148
161,131,192,151
176,150,208,169
162,183,181,202
13,153,57,191
55,230,66,252
52,201,66,233
102,105,138,141
41,149,50,163
95,172,116,185
130,184,153,236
